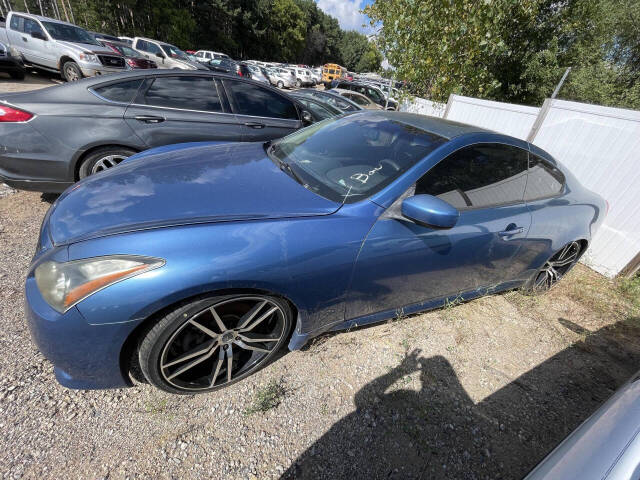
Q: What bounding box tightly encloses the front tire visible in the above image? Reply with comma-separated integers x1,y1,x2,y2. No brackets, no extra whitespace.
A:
138,294,293,394
62,61,83,82
277,80,284,89
78,146,137,179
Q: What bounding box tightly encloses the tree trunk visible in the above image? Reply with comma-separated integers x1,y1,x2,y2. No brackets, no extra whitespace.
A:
59,0,69,22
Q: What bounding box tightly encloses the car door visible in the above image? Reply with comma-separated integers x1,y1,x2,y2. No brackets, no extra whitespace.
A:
221,79,302,141
21,18,49,66
124,75,243,147
347,143,532,319
7,15,29,58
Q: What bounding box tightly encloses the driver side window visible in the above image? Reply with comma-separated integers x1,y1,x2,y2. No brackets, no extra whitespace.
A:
415,143,528,210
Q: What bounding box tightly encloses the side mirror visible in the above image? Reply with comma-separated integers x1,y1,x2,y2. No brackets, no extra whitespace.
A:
301,110,313,126
155,52,165,59
401,194,459,229
31,31,47,41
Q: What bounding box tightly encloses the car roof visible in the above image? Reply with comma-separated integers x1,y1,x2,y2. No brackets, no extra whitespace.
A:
134,37,174,47
10,12,75,26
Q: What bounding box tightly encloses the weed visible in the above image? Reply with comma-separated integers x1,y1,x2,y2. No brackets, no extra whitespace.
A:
144,397,168,414
244,379,286,416
618,275,640,311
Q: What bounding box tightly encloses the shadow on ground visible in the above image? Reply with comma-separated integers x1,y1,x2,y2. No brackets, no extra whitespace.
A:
283,316,640,479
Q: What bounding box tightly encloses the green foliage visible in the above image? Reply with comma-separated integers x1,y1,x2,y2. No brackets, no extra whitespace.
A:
366,0,640,109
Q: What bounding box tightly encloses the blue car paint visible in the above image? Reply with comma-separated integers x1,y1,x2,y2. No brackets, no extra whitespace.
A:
401,195,460,228
25,114,606,390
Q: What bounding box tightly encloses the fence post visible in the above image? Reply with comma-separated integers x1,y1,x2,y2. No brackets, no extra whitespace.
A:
443,94,456,119
526,98,553,143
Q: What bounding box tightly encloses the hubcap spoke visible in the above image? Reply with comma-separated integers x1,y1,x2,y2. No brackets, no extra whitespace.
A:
238,300,268,329
210,306,227,331
226,344,233,382
239,306,279,332
237,333,279,343
165,345,217,380
209,346,225,387
188,318,219,339
235,339,270,353
162,339,216,368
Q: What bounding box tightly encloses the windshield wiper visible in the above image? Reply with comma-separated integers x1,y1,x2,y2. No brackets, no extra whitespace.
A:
279,159,306,186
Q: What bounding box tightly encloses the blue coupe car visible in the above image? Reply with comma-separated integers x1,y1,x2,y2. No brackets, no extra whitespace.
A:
26,111,606,393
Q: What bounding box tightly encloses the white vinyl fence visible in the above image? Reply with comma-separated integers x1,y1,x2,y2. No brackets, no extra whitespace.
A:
401,94,640,277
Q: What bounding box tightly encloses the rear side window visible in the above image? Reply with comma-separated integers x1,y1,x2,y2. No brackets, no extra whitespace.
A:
224,80,298,119
525,154,565,200
143,76,222,112
93,79,143,104
416,144,529,209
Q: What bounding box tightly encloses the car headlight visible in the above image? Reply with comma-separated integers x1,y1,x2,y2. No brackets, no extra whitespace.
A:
79,53,99,63
35,255,164,313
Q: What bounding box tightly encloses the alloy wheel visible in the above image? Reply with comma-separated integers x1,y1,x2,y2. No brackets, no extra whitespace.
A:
532,241,581,292
159,296,287,391
63,62,82,82
91,154,128,174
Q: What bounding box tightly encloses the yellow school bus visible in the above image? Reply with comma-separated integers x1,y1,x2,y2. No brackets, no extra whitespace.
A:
322,63,346,87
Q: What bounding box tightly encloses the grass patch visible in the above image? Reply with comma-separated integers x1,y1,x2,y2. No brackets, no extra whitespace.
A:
618,275,640,311
144,397,169,414
244,379,286,416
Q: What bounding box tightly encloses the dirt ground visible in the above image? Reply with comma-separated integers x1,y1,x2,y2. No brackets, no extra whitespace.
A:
1,76,639,480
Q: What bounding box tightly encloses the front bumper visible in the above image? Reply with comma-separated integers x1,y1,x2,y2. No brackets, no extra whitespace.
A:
0,56,25,74
78,62,125,77
25,273,139,389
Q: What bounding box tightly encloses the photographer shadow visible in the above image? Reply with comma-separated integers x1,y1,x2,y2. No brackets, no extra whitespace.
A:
283,316,640,479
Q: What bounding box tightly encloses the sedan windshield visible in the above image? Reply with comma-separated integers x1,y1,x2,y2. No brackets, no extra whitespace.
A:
160,44,189,60
42,22,99,45
268,113,446,203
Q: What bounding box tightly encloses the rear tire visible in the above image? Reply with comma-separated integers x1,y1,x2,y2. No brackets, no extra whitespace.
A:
138,294,293,394
62,61,83,82
78,146,137,179
277,80,284,89
525,241,583,294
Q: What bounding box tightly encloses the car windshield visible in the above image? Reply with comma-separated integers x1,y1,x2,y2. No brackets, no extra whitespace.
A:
42,21,99,45
107,44,138,57
161,44,189,60
267,114,445,203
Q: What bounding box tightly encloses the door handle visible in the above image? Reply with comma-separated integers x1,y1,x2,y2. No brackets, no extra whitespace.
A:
134,115,165,124
22,36,28,42
498,226,524,236
244,122,265,129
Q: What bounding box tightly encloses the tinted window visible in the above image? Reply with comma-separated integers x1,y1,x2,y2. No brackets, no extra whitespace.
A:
23,18,45,37
416,144,528,209
525,155,565,200
93,79,143,103
297,99,333,121
143,76,222,112
225,80,298,119
10,15,25,32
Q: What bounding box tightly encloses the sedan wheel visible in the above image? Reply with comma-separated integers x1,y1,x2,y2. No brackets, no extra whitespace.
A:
78,147,137,179
277,80,284,89
138,295,292,394
531,241,582,293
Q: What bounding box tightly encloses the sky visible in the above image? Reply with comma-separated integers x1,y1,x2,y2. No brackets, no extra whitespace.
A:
316,0,375,34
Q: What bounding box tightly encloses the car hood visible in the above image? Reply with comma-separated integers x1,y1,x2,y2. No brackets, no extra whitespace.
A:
56,41,116,55
47,142,341,245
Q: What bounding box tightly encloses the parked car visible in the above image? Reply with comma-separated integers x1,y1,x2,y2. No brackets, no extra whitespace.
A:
0,40,25,80
118,36,134,46
241,62,269,84
289,91,343,122
99,40,157,69
90,31,120,43
295,89,363,112
525,370,640,480
205,57,241,75
331,88,383,110
24,111,605,394
265,67,295,89
310,67,322,84
334,81,398,110
194,50,230,64
0,12,126,81
0,70,313,192
289,67,314,87
131,37,204,70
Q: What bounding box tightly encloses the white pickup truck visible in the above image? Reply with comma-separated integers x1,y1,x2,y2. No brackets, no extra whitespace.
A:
0,12,125,81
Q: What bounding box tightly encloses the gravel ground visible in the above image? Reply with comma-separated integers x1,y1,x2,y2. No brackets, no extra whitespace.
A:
1,77,639,480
